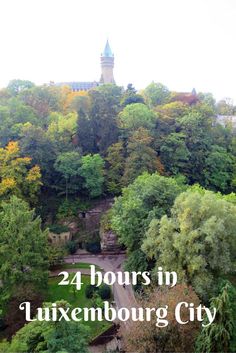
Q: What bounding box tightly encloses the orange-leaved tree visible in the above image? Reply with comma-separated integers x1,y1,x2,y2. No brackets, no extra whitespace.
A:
122,284,200,353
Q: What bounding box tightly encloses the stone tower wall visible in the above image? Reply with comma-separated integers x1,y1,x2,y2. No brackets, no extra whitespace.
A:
101,56,115,84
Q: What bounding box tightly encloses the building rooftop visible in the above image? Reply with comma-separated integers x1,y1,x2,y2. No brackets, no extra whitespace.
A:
55,81,99,91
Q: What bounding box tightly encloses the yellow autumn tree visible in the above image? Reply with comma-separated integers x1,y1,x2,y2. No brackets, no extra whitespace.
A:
59,86,89,113
0,141,42,204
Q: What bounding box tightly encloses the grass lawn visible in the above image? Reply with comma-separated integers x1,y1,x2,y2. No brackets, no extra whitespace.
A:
61,262,101,270
47,273,111,338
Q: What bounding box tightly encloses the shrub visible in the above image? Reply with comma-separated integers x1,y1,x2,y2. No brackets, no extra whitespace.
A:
66,240,77,255
98,284,111,300
48,245,65,268
49,224,69,234
85,241,101,254
85,285,97,299
57,198,91,219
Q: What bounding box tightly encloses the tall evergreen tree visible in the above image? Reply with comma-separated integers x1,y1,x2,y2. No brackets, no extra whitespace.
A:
195,281,236,353
0,196,48,307
122,128,159,185
105,142,125,195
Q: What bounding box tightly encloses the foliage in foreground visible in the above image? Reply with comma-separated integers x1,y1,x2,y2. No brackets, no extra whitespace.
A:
0,301,90,353
122,284,200,353
143,189,236,300
0,196,48,309
111,172,186,253
195,281,236,353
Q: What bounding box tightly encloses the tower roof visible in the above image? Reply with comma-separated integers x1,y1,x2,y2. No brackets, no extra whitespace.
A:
102,40,113,57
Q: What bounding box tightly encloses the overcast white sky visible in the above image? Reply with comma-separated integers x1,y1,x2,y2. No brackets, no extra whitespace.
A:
0,0,235,102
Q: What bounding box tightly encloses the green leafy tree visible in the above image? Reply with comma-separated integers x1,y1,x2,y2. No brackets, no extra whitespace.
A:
154,102,190,144
0,98,38,145
6,301,89,353
77,85,122,154
197,92,216,111
160,132,190,175
122,128,160,185
156,101,189,118
89,84,122,154
8,97,38,125
7,79,35,95
204,145,235,192
77,108,96,153
79,154,105,198
177,111,213,184
0,196,48,307
20,85,61,124
48,244,65,268
47,112,77,152
19,124,56,188
0,87,11,104
54,151,81,199
211,123,234,152
119,103,156,131
111,172,185,253
216,98,235,115
0,106,12,146
143,189,236,299
121,83,144,107
195,281,236,353
142,82,170,107
105,142,125,195
124,249,148,273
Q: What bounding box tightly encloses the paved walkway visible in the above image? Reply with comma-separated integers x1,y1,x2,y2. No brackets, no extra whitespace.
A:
56,253,137,352
63,253,137,319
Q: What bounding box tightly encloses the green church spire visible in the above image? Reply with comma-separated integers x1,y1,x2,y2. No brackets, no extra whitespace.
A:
102,40,113,57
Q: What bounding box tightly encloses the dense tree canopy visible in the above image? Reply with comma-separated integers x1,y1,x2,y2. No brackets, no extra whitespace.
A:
0,141,42,204
204,145,234,192
7,80,35,96
142,82,170,107
47,112,77,152
122,128,160,185
54,151,81,199
76,84,122,154
0,80,235,199
123,284,200,353
196,281,236,353
111,172,185,253
0,196,48,307
0,79,236,350
160,132,190,175
0,301,89,353
121,83,144,107
79,154,105,198
143,189,236,299
176,111,213,184
118,103,156,131
105,142,125,195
